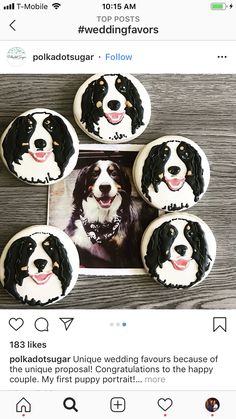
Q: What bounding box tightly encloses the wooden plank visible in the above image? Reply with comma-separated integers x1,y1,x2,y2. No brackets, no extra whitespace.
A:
0,74,235,309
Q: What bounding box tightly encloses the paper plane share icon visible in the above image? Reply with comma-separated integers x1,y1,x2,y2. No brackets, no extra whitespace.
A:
59,318,74,331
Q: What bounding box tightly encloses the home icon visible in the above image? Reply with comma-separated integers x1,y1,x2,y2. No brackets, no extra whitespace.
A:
16,398,31,413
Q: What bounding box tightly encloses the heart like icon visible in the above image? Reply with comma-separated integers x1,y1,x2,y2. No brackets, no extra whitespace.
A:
157,398,173,411
9,318,24,331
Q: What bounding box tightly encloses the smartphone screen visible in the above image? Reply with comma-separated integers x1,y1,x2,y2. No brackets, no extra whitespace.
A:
0,1,235,417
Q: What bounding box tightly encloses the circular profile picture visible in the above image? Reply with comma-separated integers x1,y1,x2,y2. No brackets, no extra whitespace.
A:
7,47,26,67
205,397,220,412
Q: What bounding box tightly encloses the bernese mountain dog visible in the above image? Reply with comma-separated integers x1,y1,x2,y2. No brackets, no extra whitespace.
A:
66,160,145,268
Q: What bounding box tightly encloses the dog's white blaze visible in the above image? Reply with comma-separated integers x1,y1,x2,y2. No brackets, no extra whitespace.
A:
29,113,53,152
102,75,127,114
164,142,187,180
156,220,198,287
13,152,61,183
169,220,193,260
27,233,53,275
92,160,120,199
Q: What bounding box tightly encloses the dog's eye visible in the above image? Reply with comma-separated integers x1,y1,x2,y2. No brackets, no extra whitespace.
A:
110,170,118,178
186,225,194,236
119,86,126,93
26,120,34,132
161,153,168,160
44,119,54,131
182,152,189,159
169,228,175,236
91,171,99,178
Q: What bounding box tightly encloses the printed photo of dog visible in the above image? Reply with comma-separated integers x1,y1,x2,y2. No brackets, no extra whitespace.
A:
49,146,158,270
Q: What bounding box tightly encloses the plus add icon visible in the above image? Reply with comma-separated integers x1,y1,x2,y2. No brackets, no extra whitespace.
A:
110,397,126,412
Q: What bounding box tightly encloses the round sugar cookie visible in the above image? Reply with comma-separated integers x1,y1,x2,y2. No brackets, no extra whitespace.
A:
73,73,151,143
0,108,79,185
141,212,216,289
0,225,80,306
133,136,210,212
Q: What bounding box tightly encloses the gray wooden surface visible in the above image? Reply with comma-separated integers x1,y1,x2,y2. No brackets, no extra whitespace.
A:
0,74,235,309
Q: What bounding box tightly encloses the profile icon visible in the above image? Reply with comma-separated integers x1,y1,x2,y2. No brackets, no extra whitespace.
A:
205,397,220,412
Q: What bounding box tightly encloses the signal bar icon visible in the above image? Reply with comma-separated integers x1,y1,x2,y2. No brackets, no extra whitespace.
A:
4,2,15,9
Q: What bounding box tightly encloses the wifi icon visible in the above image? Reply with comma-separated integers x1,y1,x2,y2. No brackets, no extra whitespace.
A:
52,2,61,9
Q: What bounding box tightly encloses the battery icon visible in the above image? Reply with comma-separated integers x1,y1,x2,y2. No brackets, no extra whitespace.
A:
211,2,227,9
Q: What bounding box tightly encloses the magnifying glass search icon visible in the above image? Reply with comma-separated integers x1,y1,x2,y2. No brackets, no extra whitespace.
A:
63,397,78,412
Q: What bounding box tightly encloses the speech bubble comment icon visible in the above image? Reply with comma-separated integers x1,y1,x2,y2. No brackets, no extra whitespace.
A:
34,317,49,332
157,398,173,411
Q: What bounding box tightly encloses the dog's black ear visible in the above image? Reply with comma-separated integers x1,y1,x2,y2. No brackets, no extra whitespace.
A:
141,142,171,202
44,115,75,177
116,74,144,134
145,221,177,278
42,235,72,296
73,166,91,206
184,221,211,282
4,237,36,295
114,164,132,223
65,166,92,234
2,115,35,172
177,142,204,201
81,80,104,136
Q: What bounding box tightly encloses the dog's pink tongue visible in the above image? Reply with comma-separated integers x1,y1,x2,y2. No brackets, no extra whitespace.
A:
105,112,124,124
99,198,112,208
31,273,52,285
29,151,52,162
165,177,185,191
171,259,190,271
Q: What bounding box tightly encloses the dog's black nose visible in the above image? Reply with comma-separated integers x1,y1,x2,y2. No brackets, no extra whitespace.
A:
168,166,181,175
34,139,47,150
99,184,111,194
107,100,121,111
34,259,48,272
175,245,187,256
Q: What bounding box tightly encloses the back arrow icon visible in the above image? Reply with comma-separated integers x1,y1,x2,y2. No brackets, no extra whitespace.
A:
10,20,16,31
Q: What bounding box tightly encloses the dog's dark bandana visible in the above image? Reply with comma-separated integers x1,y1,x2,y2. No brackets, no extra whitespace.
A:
80,212,122,244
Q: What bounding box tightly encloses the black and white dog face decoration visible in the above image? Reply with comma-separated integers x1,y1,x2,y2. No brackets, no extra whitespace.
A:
66,159,133,251
0,108,79,185
73,74,151,143
133,136,210,212
141,213,216,288
0,225,80,306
